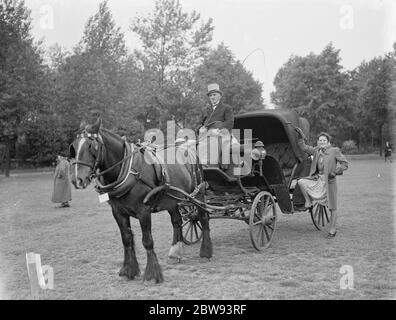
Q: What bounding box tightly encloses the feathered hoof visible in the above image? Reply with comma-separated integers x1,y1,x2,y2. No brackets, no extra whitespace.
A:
143,270,164,284
119,264,140,280
199,241,213,259
168,242,184,262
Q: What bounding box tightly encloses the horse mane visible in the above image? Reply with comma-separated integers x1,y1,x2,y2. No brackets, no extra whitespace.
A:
98,127,124,143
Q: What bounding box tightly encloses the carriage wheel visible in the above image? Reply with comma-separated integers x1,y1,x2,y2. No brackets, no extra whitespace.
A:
310,203,330,230
179,205,203,245
249,191,277,251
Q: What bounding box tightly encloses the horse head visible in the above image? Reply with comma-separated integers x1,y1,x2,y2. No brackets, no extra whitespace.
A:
69,118,103,189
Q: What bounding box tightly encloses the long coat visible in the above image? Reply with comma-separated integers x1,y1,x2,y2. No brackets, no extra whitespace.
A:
298,139,348,210
51,158,72,203
199,101,234,131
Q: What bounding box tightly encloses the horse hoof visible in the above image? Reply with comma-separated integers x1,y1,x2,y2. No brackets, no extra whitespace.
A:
119,265,140,280
167,257,182,265
143,279,158,286
168,242,184,261
199,248,213,259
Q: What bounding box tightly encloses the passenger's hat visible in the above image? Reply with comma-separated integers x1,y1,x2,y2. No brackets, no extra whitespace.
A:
207,83,223,96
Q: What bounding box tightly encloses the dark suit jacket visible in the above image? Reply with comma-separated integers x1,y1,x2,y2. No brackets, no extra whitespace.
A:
199,101,234,131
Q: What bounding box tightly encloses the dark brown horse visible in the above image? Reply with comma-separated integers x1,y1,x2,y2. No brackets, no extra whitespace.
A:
69,119,212,283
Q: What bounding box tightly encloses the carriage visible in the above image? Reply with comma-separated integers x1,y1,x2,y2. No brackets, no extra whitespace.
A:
178,109,331,250
70,109,332,283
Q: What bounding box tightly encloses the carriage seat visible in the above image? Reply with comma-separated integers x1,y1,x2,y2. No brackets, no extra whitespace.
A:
202,166,238,184
265,143,297,180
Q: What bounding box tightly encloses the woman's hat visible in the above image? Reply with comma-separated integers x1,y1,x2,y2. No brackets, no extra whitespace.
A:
207,83,223,96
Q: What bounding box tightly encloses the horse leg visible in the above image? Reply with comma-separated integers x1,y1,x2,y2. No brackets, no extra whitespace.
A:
139,211,164,283
197,208,212,259
168,208,184,262
112,209,140,280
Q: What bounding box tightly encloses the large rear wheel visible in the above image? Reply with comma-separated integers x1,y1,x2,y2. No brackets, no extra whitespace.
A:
249,191,277,251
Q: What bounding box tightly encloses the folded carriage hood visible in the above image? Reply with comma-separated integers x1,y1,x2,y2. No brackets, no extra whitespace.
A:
233,108,310,163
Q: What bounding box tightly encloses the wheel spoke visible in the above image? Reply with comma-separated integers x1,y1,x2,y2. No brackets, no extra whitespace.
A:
254,208,262,221
182,220,190,228
321,206,325,227
317,205,322,226
193,223,199,240
323,207,330,223
312,206,318,222
260,227,266,247
196,221,202,231
263,225,270,241
184,222,192,238
263,196,270,213
256,225,264,246
252,220,262,227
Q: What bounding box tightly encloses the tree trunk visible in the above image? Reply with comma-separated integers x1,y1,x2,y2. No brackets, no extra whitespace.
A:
379,124,383,156
4,140,10,177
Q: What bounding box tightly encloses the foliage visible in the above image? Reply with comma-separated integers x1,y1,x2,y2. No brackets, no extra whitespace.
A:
194,43,264,118
130,0,214,129
0,0,51,174
271,42,396,150
341,140,358,154
271,43,354,143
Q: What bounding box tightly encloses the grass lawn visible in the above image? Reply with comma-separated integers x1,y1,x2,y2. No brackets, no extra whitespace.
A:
0,158,394,299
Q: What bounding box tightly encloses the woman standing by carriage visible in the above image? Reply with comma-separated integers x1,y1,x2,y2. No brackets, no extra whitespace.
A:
294,129,348,238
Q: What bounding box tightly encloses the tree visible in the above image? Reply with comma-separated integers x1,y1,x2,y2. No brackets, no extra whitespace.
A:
194,43,264,118
130,0,214,129
271,43,354,144
0,0,49,176
53,1,141,139
357,56,393,154
347,43,395,153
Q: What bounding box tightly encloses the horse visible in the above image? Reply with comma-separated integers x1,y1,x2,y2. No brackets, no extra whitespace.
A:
69,118,212,283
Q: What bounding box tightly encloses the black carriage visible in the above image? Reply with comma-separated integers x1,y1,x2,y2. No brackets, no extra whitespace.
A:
179,109,331,250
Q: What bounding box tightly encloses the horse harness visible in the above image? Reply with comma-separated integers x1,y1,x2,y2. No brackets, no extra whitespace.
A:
71,131,202,207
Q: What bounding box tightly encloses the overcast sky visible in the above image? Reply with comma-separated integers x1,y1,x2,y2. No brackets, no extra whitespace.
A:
25,0,396,104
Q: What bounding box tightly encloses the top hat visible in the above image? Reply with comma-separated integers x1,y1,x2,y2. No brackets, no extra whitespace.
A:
207,83,223,96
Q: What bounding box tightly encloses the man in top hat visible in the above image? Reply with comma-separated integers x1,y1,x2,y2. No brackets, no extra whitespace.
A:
198,83,234,134
197,83,236,168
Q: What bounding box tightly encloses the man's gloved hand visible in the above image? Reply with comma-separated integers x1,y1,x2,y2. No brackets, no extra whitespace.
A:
328,172,336,179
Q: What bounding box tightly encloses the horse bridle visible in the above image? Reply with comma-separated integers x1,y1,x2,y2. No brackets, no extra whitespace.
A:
70,132,104,181
71,131,136,182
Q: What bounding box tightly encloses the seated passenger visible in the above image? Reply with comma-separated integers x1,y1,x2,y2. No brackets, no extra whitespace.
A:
197,83,238,169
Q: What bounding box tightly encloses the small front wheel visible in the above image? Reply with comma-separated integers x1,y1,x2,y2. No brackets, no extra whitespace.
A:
178,204,203,245
310,203,330,230
249,191,277,251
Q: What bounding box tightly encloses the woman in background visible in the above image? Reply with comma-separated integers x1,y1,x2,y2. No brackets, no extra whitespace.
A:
51,155,72,208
